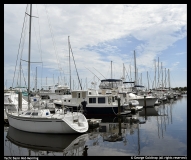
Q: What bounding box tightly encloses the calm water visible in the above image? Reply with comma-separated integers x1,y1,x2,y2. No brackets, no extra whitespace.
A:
4,95,187,156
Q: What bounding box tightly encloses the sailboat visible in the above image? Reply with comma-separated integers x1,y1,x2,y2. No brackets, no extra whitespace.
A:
6,4,88,134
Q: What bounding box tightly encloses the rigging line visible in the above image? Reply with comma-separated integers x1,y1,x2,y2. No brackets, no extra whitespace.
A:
16,6,29,88
12,4,29,88
84,67,101,81
35,4,44,89
124,65,131,82
21,66,27,88
69,38,82,90
44,4,64,81
93,67,106,79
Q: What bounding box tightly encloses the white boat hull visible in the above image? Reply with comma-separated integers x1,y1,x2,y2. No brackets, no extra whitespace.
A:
7,110,88,134
130,97,158,106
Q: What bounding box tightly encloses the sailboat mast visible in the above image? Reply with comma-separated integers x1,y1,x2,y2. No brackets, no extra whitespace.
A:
168,69,170,89
147,71,149,90
134,50,136,86
130,64,131,81
20,61,21,87
68,36,71,90
137,68,138,84
161,62,163,89
155,59,156,89
35,67,37,91
111,61,112,79
158,57,159,89
165,68,166,88
28,4,32,109
141,73,142,85
123,63,125,82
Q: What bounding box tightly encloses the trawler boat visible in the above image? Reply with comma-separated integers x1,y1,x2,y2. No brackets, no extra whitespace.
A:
60,88,129,116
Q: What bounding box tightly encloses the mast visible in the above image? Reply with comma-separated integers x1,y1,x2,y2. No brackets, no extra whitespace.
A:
68,36,71,90
161,62,163,89
130,64,132,81
86,77,87,89
130,64,132,87
164,68,166,88
147,71,149,90
35,67,37,91
53,74,55,85
123,63,125,82
141,73,142,85
168,69,170,89
134,50,136,86
155,59,156,89
158,57,159,89
27,4,32,109
111,61,112,79
137,68,138,84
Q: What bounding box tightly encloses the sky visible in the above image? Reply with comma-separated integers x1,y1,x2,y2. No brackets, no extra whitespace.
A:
4,4,187,90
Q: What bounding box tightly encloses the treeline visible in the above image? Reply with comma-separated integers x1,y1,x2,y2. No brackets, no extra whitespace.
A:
172,86,187,91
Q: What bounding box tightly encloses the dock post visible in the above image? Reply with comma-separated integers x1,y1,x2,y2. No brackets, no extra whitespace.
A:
18,89,22,113
117,97,121,115
144,95,147,120
144,95,147,108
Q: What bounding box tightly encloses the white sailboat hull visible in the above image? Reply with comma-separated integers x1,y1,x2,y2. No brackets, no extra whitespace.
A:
7,111,88,134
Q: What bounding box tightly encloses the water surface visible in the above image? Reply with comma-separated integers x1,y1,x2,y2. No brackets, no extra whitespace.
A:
4,95,187,156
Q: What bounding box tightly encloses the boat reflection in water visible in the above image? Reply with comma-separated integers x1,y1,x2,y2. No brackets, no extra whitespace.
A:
88,114,143,155
6,126,89,156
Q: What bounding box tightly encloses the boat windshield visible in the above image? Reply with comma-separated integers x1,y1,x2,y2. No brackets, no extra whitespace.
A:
99,79,123,89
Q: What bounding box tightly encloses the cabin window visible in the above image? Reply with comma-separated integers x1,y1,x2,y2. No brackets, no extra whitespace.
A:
46,112,49,115
64,100,66,102
112,97,115,102
25,112,31,115
89,92,91,95
68,100,70,102
32,112,38,116
98,97,105,103
78,93,80,98
89,98,96,103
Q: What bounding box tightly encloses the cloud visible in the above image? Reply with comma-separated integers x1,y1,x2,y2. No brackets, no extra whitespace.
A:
4,4,187,88
175,52,185,56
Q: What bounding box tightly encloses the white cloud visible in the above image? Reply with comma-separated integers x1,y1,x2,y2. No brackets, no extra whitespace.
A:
4,4,187,88
175,52,185,56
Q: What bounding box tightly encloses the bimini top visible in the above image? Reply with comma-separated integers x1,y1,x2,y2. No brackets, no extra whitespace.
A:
100,79,122,82
134,85,145,87
123,81,135,83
